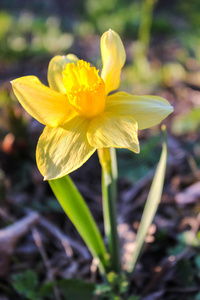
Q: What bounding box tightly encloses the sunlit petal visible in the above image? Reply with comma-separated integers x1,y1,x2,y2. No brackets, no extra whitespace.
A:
11,76,76,127
101,29,126,95
36,116,96,180
106,92,174,130
48,54,79,93
87,112,139,153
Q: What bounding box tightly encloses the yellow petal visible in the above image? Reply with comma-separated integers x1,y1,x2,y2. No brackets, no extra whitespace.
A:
87,112,139,153
48,54,79,93
36,116,96,180
11,76,76,127
106,92,174,130
101,29,126,95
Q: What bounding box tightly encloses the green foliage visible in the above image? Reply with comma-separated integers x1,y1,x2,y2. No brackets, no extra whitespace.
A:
32,196,63,213
0,11,74,60
83,0,141,36
178,230,200,247
175,0,200,62
172,107,200,135
117,134,160,182
166,230,200,296
94,272,134,300
12,270,41,300
177,0,200,28
94,272,140,299
107,272,128,295
0,89,15,107
169,230,200,256
168,244,186,256
161,62,186,87
12,271,95,300
83,0,174,37
177,259,195,287
0,11,13,39
41,279,95,300
0,90,23,135
195,293,200,300
195,254,200,275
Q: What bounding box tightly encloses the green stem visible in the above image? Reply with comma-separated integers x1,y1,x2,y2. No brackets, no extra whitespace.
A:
138,0,156,58
97,148,121,274
134,0,156,75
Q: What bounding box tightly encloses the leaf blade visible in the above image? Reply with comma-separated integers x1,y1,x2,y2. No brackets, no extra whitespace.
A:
49,175,109,274
126,129,168,273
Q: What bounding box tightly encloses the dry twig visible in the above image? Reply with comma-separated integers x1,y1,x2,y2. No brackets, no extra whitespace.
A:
32,227,61,300
0,212,39,275
39,217,90,259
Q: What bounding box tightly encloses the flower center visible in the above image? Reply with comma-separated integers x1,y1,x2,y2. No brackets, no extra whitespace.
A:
63,60,106,118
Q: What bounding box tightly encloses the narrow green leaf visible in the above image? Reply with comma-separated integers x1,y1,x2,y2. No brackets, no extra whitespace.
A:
126,129,168,273
49,175,109,274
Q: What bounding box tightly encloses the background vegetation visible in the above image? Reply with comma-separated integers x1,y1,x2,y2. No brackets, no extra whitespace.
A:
0,0,200,299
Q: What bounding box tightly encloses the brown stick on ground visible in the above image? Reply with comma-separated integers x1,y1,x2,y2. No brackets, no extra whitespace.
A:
0,212,39,276
32,227,62,300
39,217,90,259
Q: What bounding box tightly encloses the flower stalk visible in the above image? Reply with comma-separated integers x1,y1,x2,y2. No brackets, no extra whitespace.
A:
98,148,121,274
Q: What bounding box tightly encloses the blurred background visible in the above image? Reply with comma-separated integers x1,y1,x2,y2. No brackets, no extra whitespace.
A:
0,0,200,299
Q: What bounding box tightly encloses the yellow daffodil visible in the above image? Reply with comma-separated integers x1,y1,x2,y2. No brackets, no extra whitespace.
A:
11,29,173,180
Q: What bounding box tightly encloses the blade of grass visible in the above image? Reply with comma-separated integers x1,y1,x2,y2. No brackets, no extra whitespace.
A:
49,175,109,275
126,127,168,273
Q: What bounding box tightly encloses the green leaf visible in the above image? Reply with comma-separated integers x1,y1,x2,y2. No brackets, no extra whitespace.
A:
195,254,200,270
178,230,200,247
126,128,168,273
128,296,140,300
172,107,200,135
177,259,195,287
39,281,54,299
59,279,95,299
40,279,95,300
94,272,129,299
168,244,186,256
49,175,109,274
12,270,41,300
195,292,200,300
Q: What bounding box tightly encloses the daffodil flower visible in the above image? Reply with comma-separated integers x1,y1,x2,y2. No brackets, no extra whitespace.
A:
11,29,173,180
